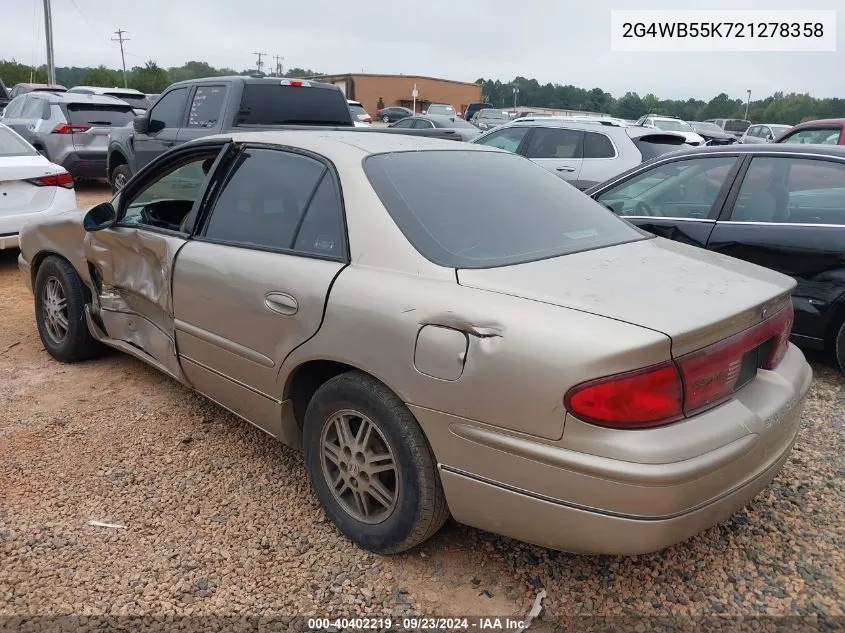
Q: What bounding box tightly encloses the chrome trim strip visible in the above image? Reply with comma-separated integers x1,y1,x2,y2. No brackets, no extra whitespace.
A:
621,216,715,223
175,319,275,368
716,221,845,227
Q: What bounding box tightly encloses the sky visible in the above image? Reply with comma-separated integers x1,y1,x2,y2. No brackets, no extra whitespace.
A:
3,0,843,102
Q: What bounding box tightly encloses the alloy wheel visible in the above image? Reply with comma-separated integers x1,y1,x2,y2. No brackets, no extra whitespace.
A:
42,276,69,344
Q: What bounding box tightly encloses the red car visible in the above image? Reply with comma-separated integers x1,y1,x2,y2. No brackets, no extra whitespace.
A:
775,118,845,145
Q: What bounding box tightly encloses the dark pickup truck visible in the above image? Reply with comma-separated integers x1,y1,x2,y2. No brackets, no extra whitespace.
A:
107,76,464,191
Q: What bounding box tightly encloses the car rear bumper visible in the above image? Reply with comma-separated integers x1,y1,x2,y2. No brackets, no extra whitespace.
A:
0,232,20,250
60,153,107,179
412,345,812,554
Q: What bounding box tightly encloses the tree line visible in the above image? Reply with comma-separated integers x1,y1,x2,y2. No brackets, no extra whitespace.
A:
0,59,319,95
2,58,841,125
477,77,845,125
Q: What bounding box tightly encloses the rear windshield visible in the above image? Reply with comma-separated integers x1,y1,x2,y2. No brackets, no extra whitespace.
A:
105,93,149,109
634,136,690,161
349,105,368,117
65,103,134,126
364,150,645,268
724,119,750,133
0,126,36,156
237,84,353,126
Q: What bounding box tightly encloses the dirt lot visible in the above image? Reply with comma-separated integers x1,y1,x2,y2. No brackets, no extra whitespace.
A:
1,183,843,630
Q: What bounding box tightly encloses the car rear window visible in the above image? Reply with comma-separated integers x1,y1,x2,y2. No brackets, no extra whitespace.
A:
105,93,149,109
237,83,353,126
364,150,646,268
65,103,134,126
349,105,368,117
0,126,36,156
724,120,750,133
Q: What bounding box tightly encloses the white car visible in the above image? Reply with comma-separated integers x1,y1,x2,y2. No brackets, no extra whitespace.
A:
0,123,77,249
636,115,706,146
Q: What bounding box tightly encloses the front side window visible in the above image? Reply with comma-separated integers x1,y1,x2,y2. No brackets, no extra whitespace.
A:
596,156,737,219
364,150,644,269
473,126,529,153
203,147,345,257
22,97,45,119
121,153,219,231
413,119,434,129
732,157,845,224
780,128,841,145
149,87,189,129
523,128,583,159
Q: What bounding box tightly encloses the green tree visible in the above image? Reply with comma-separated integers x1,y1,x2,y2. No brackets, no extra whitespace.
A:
128,60,170,93
0,59,46,85
81,65,122,87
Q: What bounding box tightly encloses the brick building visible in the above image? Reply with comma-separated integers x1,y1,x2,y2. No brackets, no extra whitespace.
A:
312,73,482,118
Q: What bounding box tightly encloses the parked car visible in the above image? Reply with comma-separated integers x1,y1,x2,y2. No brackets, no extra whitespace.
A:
0,123,76,249
774,119,845,145
740,124,793,144
424,103,456,117
67,86,152,114
8,83,67,99
0,91,135,179
515,111,552,119
705,118,751,139
347,99,372,124
0,79,10,114
636,115,705,145
146,93,160,104
375,106,413,123
688,121,739,145
18,131,809,555
472,119,691,190
587,143,845,371
470,109,511,131
463,102,493,121
389,115,481,141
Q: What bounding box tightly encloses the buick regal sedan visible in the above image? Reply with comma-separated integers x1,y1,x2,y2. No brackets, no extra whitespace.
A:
18,131,811,555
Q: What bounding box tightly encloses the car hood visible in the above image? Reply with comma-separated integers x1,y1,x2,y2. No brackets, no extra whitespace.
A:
457,237,795,356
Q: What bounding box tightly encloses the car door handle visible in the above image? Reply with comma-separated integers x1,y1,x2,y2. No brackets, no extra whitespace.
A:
161,140,174,147
264,292,298,315
556,166,576,172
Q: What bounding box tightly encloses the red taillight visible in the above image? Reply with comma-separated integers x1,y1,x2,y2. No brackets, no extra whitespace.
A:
27,172,74,189
566,301,794,429
52,124,90,134
363,116,372,123
565,362,683,429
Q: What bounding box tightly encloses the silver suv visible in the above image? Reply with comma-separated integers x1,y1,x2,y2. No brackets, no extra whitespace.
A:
471,118,691,190
0,92,135,179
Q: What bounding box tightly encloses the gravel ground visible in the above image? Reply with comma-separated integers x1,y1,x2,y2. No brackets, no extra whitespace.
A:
1,183,843,631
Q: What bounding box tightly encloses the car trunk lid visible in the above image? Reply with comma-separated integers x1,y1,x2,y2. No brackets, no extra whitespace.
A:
0,156,59,214
457,237,795,357
64,103,134,154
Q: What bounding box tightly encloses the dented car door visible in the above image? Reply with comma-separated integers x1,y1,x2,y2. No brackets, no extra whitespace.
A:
84,142,229,379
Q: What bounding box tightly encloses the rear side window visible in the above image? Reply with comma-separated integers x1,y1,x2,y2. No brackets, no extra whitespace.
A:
523,128,583,159
364,150,645,268
66,103,134,127
188,86,226,128
237,84,352,126
22,97,45,119
583,132,615,158
779,128,841,145
0,126,36,156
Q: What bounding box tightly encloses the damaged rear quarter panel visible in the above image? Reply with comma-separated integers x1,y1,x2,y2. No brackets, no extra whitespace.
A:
20,209,91,290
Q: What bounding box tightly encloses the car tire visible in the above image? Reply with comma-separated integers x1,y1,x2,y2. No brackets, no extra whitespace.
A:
34,256,102,362
382,115,390,123
303,370,449,554
110,164,132,193
835,320,845,374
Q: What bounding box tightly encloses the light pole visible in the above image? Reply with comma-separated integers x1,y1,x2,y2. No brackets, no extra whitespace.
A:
744,90,751,120
513,86,519,113
43,0,55,85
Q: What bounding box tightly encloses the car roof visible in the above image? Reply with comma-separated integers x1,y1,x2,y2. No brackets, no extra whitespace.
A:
789,118,845,127
34,91,135,106
167,75,343,92
507,118,630,132
206,130,499,156
656,143,845,159
69,86,145,95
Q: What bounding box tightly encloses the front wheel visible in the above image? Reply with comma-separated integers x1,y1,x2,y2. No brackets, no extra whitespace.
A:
835,321,845,373
110,164,132,193
34,256,102,362
303,371,449,553
382,115,390,123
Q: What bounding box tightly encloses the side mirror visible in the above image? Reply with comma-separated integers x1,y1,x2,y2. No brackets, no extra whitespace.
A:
83,202,117,232
133,114,149,134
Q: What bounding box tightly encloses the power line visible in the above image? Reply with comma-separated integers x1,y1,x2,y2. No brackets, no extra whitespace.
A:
111,29,129,88
253,52,267,75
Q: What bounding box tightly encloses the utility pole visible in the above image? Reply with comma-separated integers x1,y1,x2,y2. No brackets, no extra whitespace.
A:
273,55,284,77
43,0,56,85
112,29,130,87
512,86,519,113
744,89,752,120
253,52,267,75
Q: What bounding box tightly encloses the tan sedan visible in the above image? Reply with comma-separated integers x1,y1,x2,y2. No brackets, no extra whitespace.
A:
18,131,812,555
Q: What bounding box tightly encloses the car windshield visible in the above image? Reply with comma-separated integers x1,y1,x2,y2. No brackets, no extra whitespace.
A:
364,150,645,268
106,93,149,109
479,110,509,120
724,119,751,133
693,122,724,133
652,119,692,132
770,125,792,134
427,105,455,115
0,126,37,156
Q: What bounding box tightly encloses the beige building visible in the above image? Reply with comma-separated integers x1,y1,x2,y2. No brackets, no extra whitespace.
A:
313,73,483,118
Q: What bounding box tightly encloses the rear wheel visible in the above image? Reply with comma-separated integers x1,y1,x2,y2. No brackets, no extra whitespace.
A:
34,256,101,362
110,164,132,193
303,371,449,553
835,321,845,373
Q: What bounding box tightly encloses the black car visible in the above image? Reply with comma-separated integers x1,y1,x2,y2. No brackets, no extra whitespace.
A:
375,106,414,123
689,121,738,146
388,115,481,141
463,102,493,122
586,144,845,370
